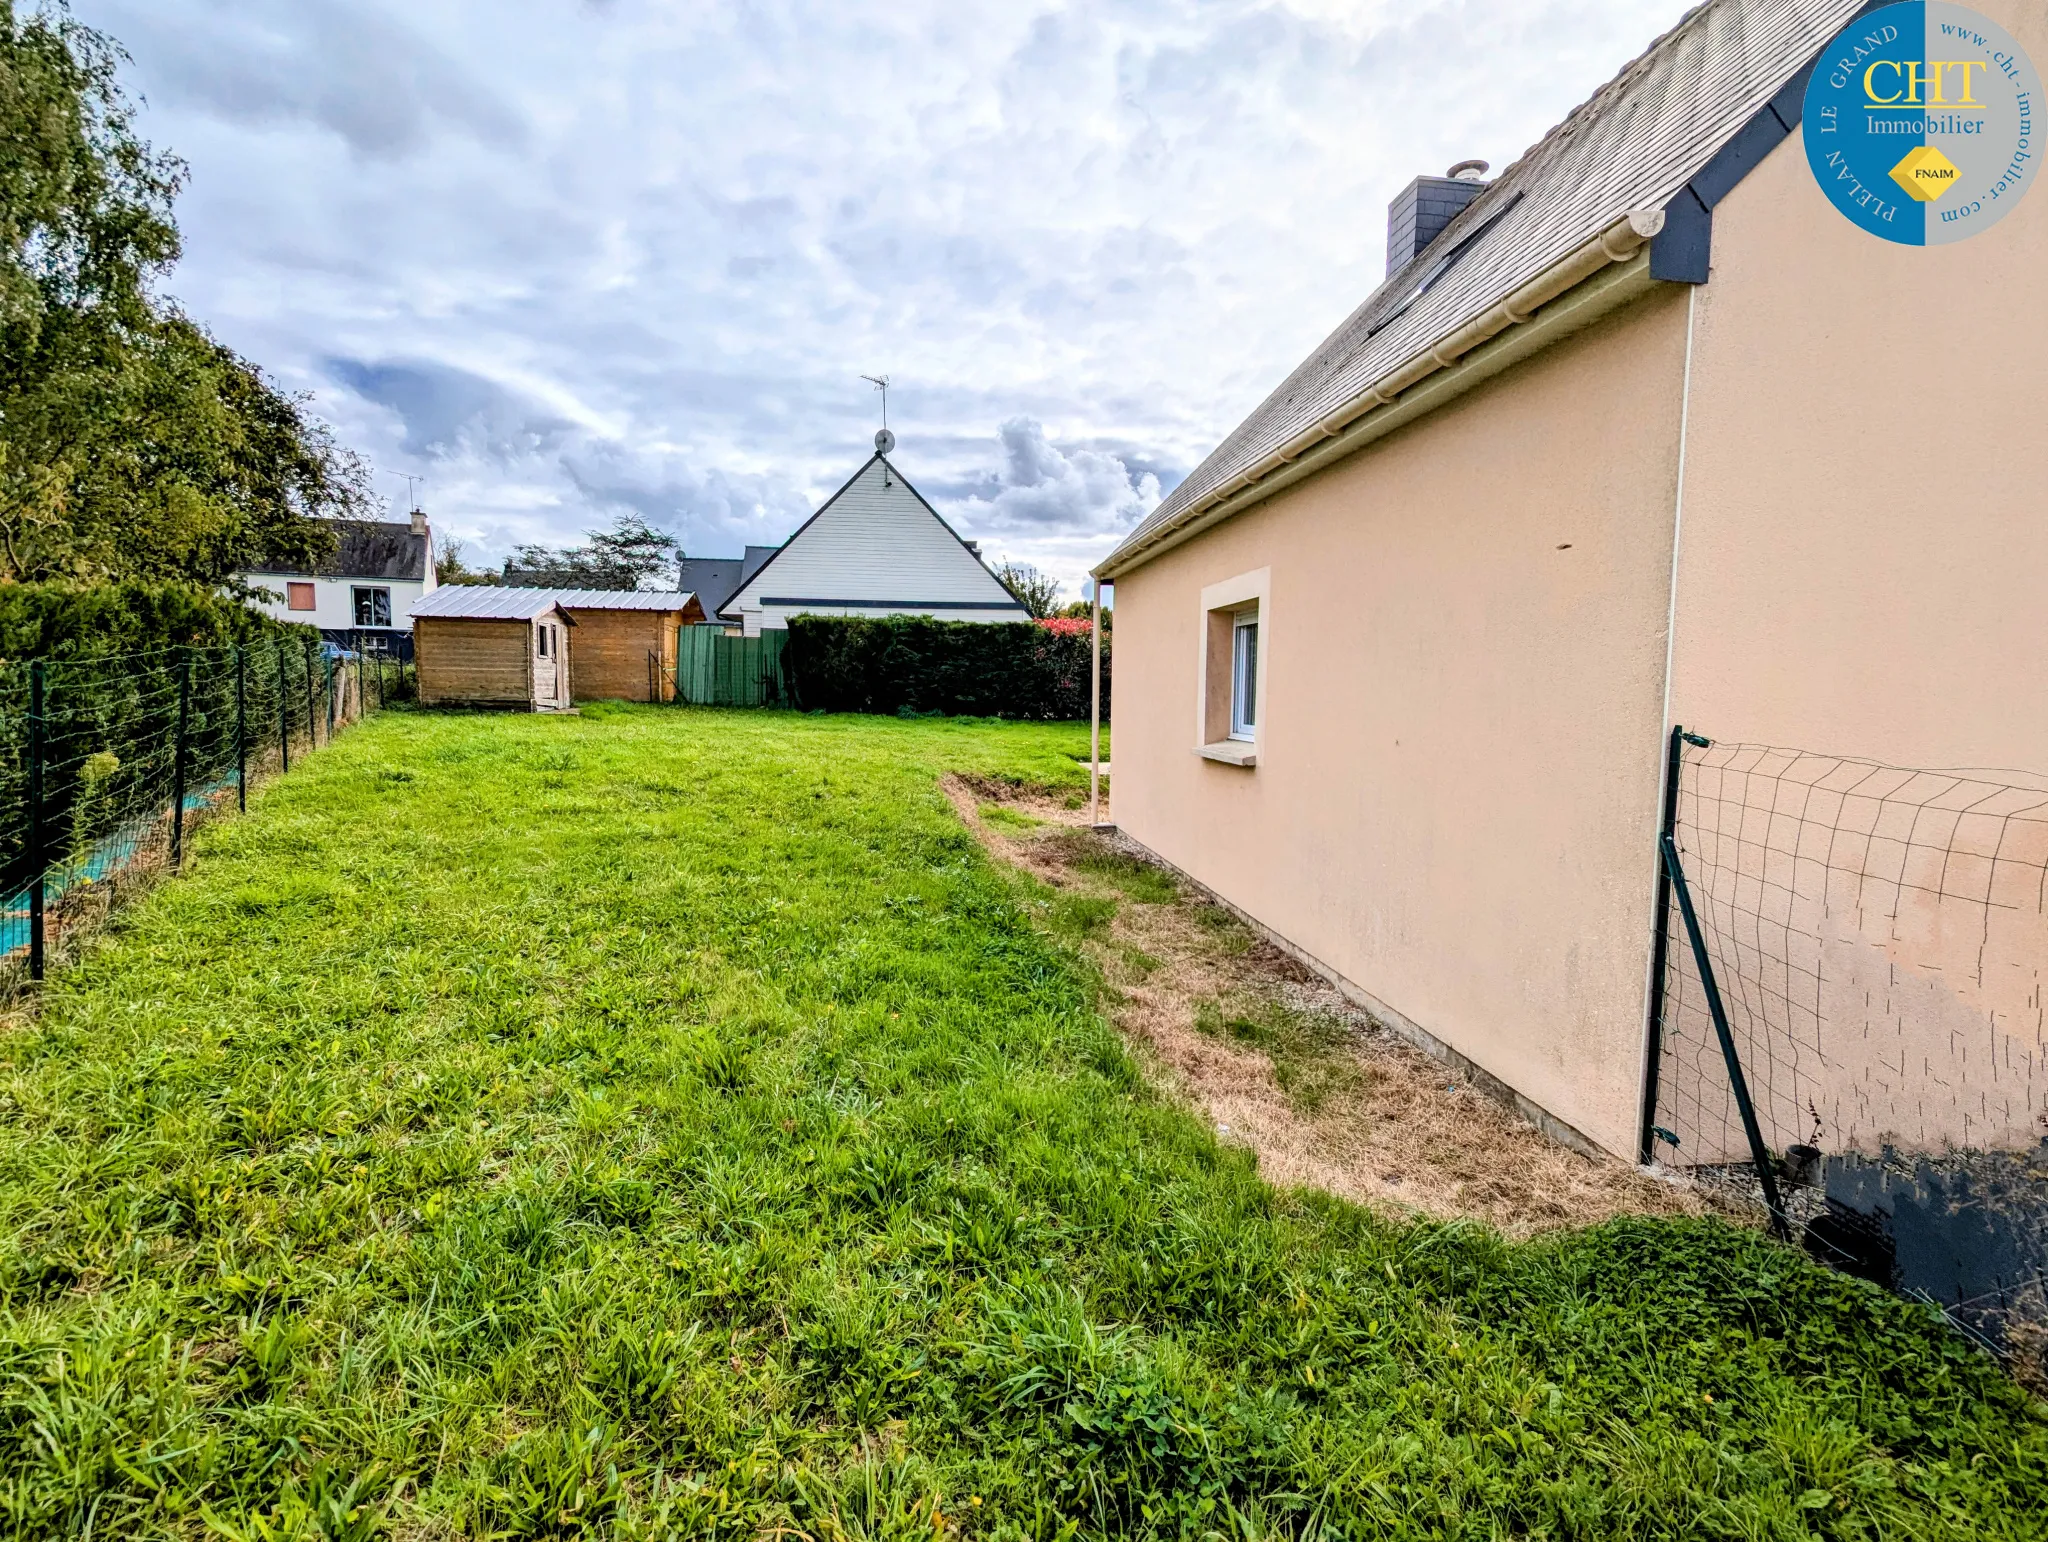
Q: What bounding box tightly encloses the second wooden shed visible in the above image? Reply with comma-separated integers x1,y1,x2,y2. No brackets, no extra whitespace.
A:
551,590,706,703
412,588,577,711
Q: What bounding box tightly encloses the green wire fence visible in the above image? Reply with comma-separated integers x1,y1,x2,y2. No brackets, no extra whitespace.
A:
0,633,404,989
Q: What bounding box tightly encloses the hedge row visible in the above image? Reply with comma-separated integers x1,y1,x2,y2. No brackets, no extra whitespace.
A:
0,581,315,662
785,614,1107,720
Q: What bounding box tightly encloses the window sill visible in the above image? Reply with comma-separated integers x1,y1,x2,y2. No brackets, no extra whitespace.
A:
1197,741,1257,767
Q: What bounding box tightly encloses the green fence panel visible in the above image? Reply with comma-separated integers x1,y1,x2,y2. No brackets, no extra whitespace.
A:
675,626,787,707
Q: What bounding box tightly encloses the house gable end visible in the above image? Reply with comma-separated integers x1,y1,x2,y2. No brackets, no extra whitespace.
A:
722,455,1023,618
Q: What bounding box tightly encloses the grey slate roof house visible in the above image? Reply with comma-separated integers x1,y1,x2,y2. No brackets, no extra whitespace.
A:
244,514,438,650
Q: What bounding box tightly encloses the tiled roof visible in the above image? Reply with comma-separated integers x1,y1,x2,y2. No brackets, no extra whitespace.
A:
1102,0,1865,571
252,520,430,581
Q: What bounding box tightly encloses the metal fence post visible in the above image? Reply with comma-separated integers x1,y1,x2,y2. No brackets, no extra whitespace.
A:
1638,724,1699,1162
304,636,319,748
1659,829,1792,1242
236,646,248,812
170,650,192,870
277,640,291,772
28,660,45,981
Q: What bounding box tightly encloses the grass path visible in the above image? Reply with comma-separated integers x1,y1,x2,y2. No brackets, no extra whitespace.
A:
0,706,2040,1539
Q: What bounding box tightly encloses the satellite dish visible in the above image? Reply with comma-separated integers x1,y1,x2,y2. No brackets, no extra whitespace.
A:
875,428,896,454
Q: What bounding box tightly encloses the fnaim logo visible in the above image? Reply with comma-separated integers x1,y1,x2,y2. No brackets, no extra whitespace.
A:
1804,2,2038,244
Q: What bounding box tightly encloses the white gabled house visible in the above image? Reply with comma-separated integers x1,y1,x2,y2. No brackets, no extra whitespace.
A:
718,437,1026,636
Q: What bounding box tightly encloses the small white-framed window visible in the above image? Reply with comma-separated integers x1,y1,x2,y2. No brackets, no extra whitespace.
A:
352,586,392,628
1196,569,1268,765
537,623,550,658
1229,612,1258,741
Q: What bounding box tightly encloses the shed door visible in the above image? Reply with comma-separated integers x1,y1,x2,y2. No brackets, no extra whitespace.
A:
534,621,560,703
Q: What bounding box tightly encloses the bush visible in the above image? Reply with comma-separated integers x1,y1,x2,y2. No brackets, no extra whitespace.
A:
0,581,314,661
784,615,1108,720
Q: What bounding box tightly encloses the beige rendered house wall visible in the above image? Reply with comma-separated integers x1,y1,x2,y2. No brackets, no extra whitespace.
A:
1672,83,2048,770
1111,285,1692,1156
1661,36,2048,1160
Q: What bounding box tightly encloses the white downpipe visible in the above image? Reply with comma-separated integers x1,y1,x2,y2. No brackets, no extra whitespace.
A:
1636,280,1699,1158
1089,578,1104,826
1658,282,1698,741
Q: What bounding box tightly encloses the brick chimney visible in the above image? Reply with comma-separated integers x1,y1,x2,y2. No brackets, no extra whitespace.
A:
410,508,428,537
1386,159,1489,276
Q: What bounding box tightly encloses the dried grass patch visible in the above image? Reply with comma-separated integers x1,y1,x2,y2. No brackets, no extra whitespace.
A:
945,773,1709,1237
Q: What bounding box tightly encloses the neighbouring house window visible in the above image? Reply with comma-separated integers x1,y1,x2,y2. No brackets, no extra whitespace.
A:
1230,612,1258,741
286,582,316,611
353,587,392,627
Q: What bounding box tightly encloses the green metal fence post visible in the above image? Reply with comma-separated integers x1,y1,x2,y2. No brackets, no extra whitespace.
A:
170,650,192,870
236,647,248,812
28,660,45,981
1638,724,1695,1163
304,636,319,747
277,640,291,772
1660,829,1792,1243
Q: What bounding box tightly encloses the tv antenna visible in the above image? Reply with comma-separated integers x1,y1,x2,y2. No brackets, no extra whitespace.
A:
398,472,426,512
860,374,895,455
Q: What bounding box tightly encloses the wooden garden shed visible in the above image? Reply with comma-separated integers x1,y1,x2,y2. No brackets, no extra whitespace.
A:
411,589,577,711
552,590,705,703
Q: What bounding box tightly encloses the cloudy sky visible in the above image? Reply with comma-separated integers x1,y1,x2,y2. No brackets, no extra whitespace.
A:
78,0,1690,598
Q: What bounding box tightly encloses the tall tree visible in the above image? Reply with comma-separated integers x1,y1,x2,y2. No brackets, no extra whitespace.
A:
507,514,681,590
0,4,366,586
994,560,1061,619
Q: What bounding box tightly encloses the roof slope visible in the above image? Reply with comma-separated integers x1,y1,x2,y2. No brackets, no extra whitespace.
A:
251,520,431,581
412,588,572,621
413,587,700,620
1106,0,1864,567
722,455,1023,618
677,547,776,617
548,590,700,612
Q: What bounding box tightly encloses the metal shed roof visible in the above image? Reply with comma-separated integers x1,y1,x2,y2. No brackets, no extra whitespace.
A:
548,590,699,611
410,588,579,621
411,587,699,620
1100,0,1866,575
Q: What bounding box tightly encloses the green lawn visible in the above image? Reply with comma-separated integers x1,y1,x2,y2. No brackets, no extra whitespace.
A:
0,706,2040,1540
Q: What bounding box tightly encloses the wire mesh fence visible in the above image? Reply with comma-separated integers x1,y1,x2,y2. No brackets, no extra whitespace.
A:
1650,736,2048,1168
1647,732,2048,1361
0,635,404,992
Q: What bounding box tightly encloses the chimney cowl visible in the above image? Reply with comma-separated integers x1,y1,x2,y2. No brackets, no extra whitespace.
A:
1447,158,1490,181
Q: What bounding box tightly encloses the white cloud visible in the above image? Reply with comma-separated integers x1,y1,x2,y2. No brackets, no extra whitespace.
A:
75,0,1694,603
963,418,1159,533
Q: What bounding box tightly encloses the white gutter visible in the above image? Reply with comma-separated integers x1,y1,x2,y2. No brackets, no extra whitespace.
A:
1096,208,1668,580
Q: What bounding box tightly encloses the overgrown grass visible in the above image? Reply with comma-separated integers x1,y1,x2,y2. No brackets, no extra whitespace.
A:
1193,999,1363,1116
0,705,2040,1539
